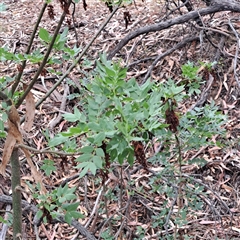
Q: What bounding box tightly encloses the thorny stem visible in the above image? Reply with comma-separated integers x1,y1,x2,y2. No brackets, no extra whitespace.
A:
16,0,72,108
11,2,48,95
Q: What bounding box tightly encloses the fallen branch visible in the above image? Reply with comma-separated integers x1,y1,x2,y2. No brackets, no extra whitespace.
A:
107,0,240,60
0,194,97,240
141,36,199,84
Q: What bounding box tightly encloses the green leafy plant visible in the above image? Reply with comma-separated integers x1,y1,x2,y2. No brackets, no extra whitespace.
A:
49,57,227,180
34,184,83,225
40,159,56,176
49,53,173,176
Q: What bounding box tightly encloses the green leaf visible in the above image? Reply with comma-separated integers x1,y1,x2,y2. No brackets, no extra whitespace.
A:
76,154,92,162
63,107,83,122
61,127,82,136
49,135,67,147
64,212,72,225
59,193,76,202
87,122,102,132
93,155,103,168
127,148,134,166
0,131,6,138
95,148,105,157
88,162,97,175
36,210,43,220
69,211,83,219
129,136,144,141
63,202,79,211
109,148,117,160
118,148,129,164
80,146,94,154
79,165,89,178
69,127,82,134
0,216,7,224
41,159,56,176
94,132,106,145
39,28,50,42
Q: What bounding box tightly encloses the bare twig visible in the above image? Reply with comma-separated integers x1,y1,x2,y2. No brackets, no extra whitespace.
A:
188,73,214,112
70,0,79,47
16,0,72,108
35,4,121,109
0,205,11,240
11,2,48,94
107,1,240,60
84,179,110,228
228,19,240,90
141,36,199,84
16,143,77,156
0,194,97,240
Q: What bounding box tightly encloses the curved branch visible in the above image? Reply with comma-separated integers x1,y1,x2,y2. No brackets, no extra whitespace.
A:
141,36,199,84
107,0,240,60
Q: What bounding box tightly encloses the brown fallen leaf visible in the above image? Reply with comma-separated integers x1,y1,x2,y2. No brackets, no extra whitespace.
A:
23,83,35,132
0,105,46,194
0,129,16,176
20,146,46,194
0,106,22,175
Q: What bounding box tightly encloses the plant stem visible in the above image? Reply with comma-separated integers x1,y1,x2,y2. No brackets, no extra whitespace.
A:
35,4,120,108
16,0,72,108
11,2,48,95
11,148,22,240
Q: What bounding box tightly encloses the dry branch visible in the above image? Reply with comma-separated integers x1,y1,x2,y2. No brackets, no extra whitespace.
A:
0,195,97,240
142,36,199,84
107,0,240,60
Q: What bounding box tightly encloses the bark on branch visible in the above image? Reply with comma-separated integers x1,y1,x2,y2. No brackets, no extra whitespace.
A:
107,0,240,60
